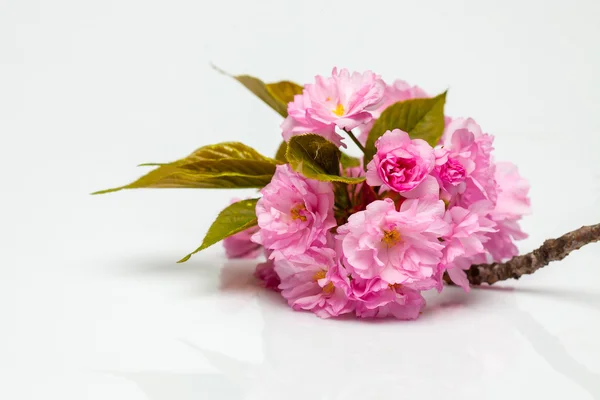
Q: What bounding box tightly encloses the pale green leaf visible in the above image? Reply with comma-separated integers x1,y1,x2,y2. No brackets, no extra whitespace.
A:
178,198,259,263
364,92,447,166
92,142,279,194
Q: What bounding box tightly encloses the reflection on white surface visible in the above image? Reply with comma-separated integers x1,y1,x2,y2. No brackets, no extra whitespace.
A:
104,260,600,400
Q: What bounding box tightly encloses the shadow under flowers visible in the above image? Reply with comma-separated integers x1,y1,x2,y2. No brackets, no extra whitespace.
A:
104,258,600,400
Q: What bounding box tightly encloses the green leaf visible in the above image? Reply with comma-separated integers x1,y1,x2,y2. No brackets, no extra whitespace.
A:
92,142,280,194
178,198,259,263
235,76,302,117
286,134,365,184
265,81,303,106
364,91,447,166
340,152,361,169
212,65,302,117
275,141,288,163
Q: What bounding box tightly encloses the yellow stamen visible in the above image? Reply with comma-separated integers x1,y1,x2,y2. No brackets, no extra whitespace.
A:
388,283,402,290
322,281,335,295
382,229,401,246
333,103,345,117
313,270,327,281
312,270,334,294
290,204,307,221
325,96,331,102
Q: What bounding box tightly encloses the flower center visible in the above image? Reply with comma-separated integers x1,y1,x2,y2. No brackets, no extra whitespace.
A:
384,157,417,177
382,229,401,246
313,270,327,281
439,157,466,185
313,270,335,294
290,203,307,221
388,283,402,290
333,103,345,117
322,282,335,295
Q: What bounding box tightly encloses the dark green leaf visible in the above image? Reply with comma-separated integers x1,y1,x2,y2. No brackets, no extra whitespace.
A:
275,141,288,163
92,142,280,194
178,198,259,263
364,92,447,166
286,134,365,184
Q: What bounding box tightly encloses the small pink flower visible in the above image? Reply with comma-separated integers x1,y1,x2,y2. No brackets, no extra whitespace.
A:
274,247,354,318
365,129,435,194
336,198,449,290
223,198,262,259
282,68,385,147
485,162,530,262
441,201,497,291
435,153,466,188
252,165,336,260
254,251,280,291
439,118,497,207
223,226,261,258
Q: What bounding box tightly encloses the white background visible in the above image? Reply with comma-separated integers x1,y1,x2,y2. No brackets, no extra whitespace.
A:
2,0,600,399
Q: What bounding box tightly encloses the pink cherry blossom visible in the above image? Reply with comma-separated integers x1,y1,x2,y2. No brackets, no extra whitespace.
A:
223,198,262,258
485,162,530,262
441,201,497,291
274,247,354,318
336,198,449,291
435,153,466,189
223,226,261,258
366,129,436,194
281,97,344,146
252,164,336,260
438,118,497,208
282,68,385,147
328,264,426,320
254,251,281,291
443,201,497,264
223,227,261,258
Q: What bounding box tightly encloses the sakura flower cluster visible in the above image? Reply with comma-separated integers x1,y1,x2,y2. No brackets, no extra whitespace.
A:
225,68,530,320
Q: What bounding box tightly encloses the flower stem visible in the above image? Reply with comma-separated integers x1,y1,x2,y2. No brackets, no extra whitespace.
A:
464,223,600,285
344,129,366,153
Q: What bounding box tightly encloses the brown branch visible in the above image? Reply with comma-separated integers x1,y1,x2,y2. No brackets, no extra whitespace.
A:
465,223,600,286
343,129,366,153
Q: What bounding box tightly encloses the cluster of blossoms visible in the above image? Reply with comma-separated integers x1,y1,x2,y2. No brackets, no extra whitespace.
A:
222,68,530,320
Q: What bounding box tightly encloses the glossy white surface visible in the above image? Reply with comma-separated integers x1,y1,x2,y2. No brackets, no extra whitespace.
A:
2,0,600,399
